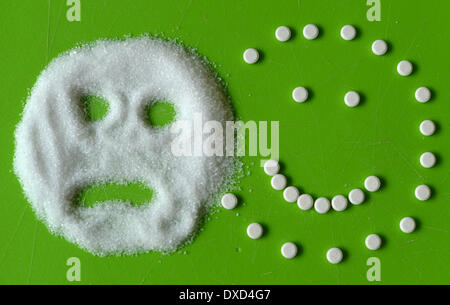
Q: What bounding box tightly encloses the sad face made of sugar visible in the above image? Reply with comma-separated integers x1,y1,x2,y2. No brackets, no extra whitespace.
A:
14,37,235,255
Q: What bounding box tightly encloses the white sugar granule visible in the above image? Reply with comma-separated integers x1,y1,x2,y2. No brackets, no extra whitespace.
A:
14,37,238,256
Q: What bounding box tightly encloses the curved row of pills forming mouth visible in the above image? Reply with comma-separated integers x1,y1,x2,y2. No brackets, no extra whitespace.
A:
224,24,438,262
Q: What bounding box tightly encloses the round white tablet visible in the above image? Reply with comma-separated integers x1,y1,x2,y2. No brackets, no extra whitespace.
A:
400,217,416,233
221,193,238,210
371,40,388,55
292,86,309,103
247,223,263,239
420,152,436,168
275,26,291,42
283,186,300,203
344,91,360,107
340,25,356,40
281,242,298,259
243,48,259,64
331,195,348,211
365,234,382,250
415,184,431,201
364,176,381,192
326,247,343,264
271,174,287,191
263,159,280,176
397,60,413,76
415,87,431,103
419,120,436,136
314,197,331,214
297,194,314,210
303,24,319,40
349,188,365,205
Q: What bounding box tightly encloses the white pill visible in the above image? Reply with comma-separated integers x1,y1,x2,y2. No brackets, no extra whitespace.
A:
263,159,280,176
297,194,314,210
415,87,431,103
221,193,238,210
364,175,381,192
271,174,287,190
243,48,259,64
420,152,436,168
247,223,263,239
326,247,343,264
314,197,331,214
281,242,298,259
292,86,309,103
275,26,291,42
344,91,360,107
400,217,416,233
371,40,388,55
283,186,300,203
419,120,436,136
349,188,365,205
331,195,348,211
365,234,382,250
303,24,319,40
340,25,356,40
415,184,431,201
397,60,413,76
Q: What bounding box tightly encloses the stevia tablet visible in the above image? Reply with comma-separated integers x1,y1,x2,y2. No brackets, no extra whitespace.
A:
349,188,365,205
340,25,356,40
283,186,300,203
221,193,238,210
303,24,319,40
243,48,259,64
314,197,331,214
271,174,287,190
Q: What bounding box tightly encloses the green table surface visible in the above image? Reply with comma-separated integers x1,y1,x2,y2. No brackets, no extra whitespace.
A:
0,0,449,284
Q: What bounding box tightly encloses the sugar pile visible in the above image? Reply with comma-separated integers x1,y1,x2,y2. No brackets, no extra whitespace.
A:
14,37,237,256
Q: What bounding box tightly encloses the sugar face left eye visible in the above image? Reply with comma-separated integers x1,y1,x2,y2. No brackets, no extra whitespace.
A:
81,95,109,122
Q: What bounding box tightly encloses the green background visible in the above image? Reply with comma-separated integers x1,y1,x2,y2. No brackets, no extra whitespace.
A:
0,0,449,284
